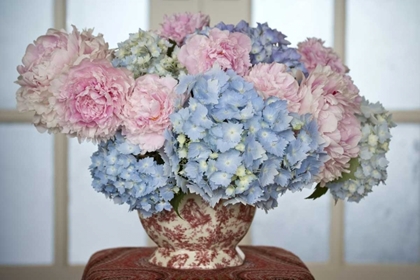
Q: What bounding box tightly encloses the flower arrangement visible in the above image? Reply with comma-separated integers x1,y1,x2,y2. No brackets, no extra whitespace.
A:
16,12,395,218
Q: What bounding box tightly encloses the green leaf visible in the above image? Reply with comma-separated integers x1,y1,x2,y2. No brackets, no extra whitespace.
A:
167,39,177,57
334,157,359,184
306,184,328,200
170,191,187,219
135,151,164,165
306,157,360,200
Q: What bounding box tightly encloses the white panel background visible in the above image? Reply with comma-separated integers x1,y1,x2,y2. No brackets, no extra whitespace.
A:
252,0,334,47
67,0,150,48
346,0,420,110
252,189,331,262
0,124,54,265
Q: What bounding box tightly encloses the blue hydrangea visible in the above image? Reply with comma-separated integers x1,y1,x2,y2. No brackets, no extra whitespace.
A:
165,67,325,211
327,98,396,202
215,20,307,75
90,132,177,217
112,29,185,78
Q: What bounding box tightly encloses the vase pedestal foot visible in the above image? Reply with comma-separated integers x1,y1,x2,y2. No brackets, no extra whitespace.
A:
149,247,245,269
149,246,245,269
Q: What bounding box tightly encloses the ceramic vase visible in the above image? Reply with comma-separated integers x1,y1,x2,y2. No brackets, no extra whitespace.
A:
138,193,256,269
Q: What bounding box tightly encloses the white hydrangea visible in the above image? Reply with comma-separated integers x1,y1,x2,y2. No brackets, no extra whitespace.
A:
112,29,185,78
328,97,396,202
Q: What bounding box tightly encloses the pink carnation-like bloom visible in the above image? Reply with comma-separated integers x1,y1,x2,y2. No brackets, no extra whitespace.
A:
16,26,109,132
297,66,362,185
298,38,348,74
51,59,133,141
246,63,301,112
178,28,252,76
159,12,210,45
121,74,183,152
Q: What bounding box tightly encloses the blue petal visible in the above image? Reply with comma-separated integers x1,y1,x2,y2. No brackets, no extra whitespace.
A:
259,159,280,187
210,171,232,187
216,150,242,174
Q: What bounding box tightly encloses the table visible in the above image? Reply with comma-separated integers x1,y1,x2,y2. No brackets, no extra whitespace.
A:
82,246,314,280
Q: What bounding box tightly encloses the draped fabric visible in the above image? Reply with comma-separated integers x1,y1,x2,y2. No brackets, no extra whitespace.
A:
82,246,314,280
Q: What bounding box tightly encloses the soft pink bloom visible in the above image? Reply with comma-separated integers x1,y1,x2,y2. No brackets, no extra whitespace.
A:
159,12,210,45
16,28,77,122
178,28,252,76
246,63,301,112
298,38,348,74
121,74,183,152
17,28,77,89
297,66,362,185
16,26,110,133
77,28,110,61
51,59,133,141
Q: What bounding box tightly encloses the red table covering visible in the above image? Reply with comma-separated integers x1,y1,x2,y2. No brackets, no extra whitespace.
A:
82,246,314,280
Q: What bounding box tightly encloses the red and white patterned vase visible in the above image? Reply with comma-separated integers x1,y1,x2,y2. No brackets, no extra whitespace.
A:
138,193,256,269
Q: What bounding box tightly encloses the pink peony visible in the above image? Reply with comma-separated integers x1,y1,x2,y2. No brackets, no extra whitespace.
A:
298,38,348,74
51,59,133,141
121,74,183,152
159,12,210,45
246,63,301,112
178,28,252,76
16,28,77,124
297,66,361,185
16,26,109,133
77,28,110,61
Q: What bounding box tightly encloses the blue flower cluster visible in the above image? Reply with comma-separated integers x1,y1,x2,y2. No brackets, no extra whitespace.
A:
164,67,325,210
328,98,395,202
90,132,176,217
112,29,185,78
215,20,307,75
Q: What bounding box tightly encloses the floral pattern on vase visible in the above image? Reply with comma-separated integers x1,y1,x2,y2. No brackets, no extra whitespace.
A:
138,193,256,269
